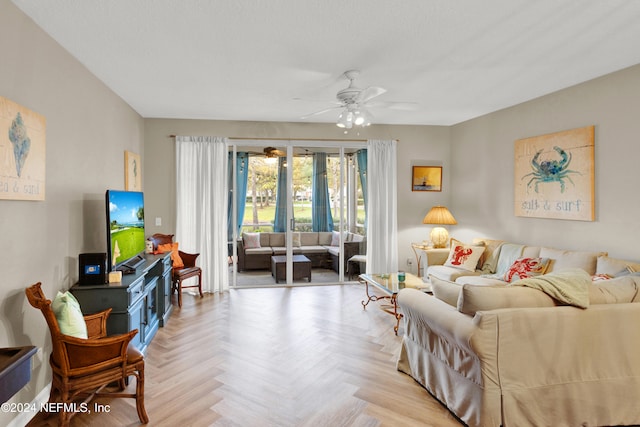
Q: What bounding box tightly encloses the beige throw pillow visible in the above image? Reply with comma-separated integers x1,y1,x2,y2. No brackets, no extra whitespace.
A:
444,239,485,272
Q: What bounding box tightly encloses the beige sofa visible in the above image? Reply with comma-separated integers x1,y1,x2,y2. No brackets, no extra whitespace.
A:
397,239,640,427
237,231,364,273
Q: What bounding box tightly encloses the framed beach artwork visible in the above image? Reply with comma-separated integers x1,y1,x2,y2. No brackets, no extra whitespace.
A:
514,125,595,221
0,96,46,201
125,150,142,191
412,166,442,192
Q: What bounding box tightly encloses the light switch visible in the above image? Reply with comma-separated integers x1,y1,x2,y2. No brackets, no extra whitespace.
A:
155,217,162,226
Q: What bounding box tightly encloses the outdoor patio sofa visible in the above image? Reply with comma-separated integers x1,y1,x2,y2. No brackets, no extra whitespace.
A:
236,231,364,273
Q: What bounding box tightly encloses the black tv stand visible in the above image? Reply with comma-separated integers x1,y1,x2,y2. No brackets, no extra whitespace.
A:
71,252,174,353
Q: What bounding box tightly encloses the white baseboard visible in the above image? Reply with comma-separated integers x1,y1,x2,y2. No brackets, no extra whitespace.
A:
7,383,51,427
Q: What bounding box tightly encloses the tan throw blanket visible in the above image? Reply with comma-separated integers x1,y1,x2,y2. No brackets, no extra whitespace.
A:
510,268,591,308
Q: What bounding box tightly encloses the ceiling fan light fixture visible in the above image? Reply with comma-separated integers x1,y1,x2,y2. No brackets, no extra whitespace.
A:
336,108,354,128
353,106,372,126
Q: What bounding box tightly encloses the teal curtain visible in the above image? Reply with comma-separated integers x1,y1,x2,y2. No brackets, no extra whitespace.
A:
273,157,287,232
227,152,249,241
357,149,368,228
312,153,334,232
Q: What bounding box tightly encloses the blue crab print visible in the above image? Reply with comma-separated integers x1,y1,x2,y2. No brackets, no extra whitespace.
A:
522,146,580,193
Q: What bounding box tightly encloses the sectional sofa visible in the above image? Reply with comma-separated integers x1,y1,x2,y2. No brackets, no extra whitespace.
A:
236,231,365,273
397,238,640,427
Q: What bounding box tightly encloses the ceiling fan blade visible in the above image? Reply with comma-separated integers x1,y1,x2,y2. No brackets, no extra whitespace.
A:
357,86,387,103
300,106,342,119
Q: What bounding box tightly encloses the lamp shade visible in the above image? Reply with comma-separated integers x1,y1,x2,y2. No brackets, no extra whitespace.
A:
423,206,456,248
422,206,457,225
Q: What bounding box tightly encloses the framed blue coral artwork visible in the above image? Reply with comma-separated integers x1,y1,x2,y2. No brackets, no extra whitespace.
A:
0,96,46,201
514,125,594,221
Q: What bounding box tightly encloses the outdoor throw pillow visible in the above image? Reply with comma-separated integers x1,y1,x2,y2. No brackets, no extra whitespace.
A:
51,291,88,339
503,257,550,282
444,240,485,272
331,231,346,246
292,232,301,247
242,232,261,249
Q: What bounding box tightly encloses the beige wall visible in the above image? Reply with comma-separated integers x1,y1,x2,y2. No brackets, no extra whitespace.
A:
144,119,451,270
0,3,144,425
450,64,640,260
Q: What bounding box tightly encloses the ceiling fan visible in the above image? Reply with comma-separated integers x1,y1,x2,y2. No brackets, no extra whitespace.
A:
301,70,387,128
244,146,286,159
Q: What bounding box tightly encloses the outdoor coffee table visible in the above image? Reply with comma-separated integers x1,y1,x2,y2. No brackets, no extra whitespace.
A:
359,273,430,335
271,255,312,283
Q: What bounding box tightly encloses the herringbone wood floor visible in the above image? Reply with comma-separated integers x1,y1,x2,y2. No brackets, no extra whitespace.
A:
27,284,463,427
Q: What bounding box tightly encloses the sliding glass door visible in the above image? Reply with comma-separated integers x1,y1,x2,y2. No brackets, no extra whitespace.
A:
228,140,366,287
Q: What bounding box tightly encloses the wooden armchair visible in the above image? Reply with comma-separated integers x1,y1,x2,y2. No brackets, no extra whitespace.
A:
25,282,148,427
150,233,203,308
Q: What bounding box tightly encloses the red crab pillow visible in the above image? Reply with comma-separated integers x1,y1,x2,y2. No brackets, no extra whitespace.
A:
444,241,485,272
503,257,550,282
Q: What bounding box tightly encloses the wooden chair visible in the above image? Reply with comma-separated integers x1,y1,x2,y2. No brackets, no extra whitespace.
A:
150,233,203,308
25,283,148,427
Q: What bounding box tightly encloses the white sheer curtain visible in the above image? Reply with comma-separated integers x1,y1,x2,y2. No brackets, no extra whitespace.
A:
175,136,229,293
366,139,398,274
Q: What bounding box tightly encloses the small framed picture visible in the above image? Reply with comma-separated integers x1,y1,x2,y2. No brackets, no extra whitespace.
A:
412,166,442,192
125,150,142,191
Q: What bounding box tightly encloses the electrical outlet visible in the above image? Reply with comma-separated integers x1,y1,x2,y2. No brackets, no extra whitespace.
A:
155,217,162,226
407,258,413,266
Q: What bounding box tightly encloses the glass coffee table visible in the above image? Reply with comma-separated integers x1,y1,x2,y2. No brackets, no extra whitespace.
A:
359,273,431,335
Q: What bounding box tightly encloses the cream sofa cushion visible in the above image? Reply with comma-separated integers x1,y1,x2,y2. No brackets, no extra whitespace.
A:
596,255,640,276
522,246,542,258
472,238,504,273
427,265,482,282
539,247,605,275
589,276,639,304
457,284,556,316
430,276,463,307
455,275,508,286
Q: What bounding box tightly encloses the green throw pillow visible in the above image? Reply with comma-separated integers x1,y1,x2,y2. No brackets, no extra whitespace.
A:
51,291,88,339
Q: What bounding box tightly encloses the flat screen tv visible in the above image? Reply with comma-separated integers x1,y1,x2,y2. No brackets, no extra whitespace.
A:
106,190,146,272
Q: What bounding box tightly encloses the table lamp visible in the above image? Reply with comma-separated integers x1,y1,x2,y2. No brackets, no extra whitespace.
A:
423,206,457,248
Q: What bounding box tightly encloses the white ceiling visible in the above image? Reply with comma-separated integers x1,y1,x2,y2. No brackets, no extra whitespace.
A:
12,0,640,126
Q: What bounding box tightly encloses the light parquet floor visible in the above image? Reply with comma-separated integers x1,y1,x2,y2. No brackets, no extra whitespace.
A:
27,284,463,427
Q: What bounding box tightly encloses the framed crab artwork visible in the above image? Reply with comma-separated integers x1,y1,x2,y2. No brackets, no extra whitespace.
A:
514,125,595,221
